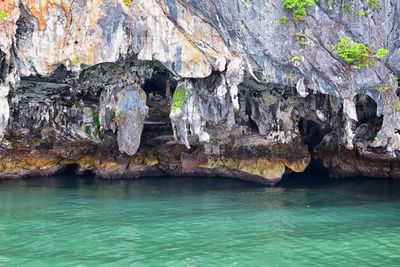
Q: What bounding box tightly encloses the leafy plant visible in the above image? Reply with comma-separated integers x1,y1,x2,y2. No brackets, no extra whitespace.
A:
375,84,389,93
333,36,371,68
92,112,101,139
375,48,389,59
395,101,400,112
124,0,132,7
0,9,8,21
293,8,306,20
172,87,188,114
332,36,389,69
291,56,301,63
92,112,100,128
298,38,308,45
283,0,318,21
84,125,92,137
327,0,334,10
279,17,289,24
71,57,80,67
358,10,369,16
368,0,381,11
340,1,352,12
115,111,124,122
296,32,308,45
242,0,250,9
82,112,102,139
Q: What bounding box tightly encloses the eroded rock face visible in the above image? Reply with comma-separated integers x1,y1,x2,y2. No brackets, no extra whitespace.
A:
101,86,148,155
0,0,399,183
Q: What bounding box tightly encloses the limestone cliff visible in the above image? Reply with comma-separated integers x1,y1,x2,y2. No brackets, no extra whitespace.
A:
0,0,399,183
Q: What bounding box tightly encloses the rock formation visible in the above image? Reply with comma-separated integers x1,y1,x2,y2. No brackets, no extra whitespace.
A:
0,0,398,183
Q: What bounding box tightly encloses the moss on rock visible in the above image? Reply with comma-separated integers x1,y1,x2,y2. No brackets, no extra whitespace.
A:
172,87,188,114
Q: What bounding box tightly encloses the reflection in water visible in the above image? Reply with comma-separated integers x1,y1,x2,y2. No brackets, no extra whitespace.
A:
0,175,399,266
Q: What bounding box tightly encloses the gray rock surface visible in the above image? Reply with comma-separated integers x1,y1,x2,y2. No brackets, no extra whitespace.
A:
0,0,399,182
100,85,149,155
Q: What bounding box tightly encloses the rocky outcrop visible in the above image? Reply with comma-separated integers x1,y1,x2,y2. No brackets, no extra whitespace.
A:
0,0,399,183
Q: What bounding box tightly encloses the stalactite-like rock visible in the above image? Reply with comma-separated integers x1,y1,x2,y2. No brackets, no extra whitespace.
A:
0,0,399,182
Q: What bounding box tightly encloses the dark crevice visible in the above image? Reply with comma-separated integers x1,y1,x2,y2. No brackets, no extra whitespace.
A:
298,118,326,152
142,68,176,141
355,94,378,124
141,68,176,98
0,49,6,84
278,159,331,186
244,99,259,132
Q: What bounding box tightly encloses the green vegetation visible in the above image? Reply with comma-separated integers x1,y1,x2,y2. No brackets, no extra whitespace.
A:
358,10,369,16
283,0,318,21
333,36,389,69
242,0,250,9
84,125,92,137
327,0,334,10
368,0,381,11
298,38,308,45
296,32,308,45
71,57,80,67
333,36,371,68
395,102,400,112
115,111,124,122
0,9,9,21
93,112,100,128
375,48,389,59
279,17,289,24
92,112,101,139
124,0,132,7
375,84,389,93
340,1,353,13
327,0,377,16
82,112,101,139
293,8,306,20
172,87,188,114
291,56,301,63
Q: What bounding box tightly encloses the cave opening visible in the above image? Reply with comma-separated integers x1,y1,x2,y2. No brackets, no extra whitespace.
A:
237,84,261,134
355,94,380,125
298,118,325,152
141,68,176,98
242,96,259,133
141,68,176,141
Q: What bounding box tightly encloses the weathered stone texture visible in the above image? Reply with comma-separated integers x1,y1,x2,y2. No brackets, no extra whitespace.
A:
0,0,399,183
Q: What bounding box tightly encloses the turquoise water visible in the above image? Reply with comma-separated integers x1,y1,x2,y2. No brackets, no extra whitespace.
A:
0,175,400,266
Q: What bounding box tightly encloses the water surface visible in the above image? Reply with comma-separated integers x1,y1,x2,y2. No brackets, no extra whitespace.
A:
0,175,399,266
